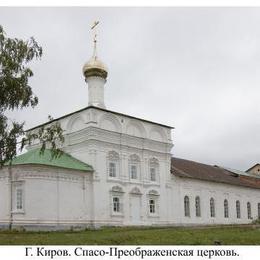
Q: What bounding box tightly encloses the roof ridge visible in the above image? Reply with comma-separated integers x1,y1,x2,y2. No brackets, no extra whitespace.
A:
26,106,174,132
171,156,218,169
246,163,260,172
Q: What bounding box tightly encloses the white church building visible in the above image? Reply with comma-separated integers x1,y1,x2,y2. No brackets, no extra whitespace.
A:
1,30,260,230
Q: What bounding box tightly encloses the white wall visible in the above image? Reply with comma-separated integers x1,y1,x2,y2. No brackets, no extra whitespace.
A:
61,107,172,227
0,165,93,230
169,177,260,225
0,169,10,227
18,106,260,228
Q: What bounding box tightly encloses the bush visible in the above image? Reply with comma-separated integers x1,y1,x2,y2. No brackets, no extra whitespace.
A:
251,218,260,224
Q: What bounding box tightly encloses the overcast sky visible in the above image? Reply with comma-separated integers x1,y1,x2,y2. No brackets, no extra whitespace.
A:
1,7,260,171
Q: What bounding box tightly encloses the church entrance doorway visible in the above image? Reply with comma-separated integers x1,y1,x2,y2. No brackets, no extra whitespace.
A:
130,195,142,224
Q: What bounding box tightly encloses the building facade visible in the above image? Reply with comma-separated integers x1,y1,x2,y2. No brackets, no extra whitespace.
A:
0,35,259,230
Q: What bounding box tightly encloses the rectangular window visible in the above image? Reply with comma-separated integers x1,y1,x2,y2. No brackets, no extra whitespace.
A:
150,167,156,181
16,188,23,210
149,199,155,214
109,162,116,177
113,197,120,213
130,165,137,179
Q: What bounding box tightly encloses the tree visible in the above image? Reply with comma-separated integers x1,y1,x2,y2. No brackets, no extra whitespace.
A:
0,25,64,166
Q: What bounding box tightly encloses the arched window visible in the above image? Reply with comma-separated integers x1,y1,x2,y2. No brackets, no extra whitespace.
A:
247,202,252,219
258,203,260,219
210,198,215,218
129,154,140,180
184,196,190,217
195,196,201,217
236,200,241,219
107,151,120,178
224,199,229,218
149,158,159,182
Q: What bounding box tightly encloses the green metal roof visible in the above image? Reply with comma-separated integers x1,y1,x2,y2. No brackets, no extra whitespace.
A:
7,148,93,172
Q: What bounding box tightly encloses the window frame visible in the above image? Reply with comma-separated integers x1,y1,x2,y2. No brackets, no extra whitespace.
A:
130,164,138,179
210,197,215,218
112,196,120,213
184,196,190,217
150,167,156,182
110,186,124,217
224,199,229,218
149,158,159,183
236,200,241,219
128,154,141,181
147,190,159,217
107,151,120,179
16,188,23,210
109,161,117,178
149,199,156,214
195,196,201,217
12,181,25,213
247,202,252,219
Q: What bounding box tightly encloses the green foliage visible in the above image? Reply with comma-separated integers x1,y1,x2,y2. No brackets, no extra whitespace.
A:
0,25,41,111
22,116,64,159
252,218,260,225
0,25,64,166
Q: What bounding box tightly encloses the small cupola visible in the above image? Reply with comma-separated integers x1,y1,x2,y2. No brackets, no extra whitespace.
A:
82,21,108,109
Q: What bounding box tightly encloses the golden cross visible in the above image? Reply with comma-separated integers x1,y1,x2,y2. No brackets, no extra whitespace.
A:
91,21,99,58
91,21,99,30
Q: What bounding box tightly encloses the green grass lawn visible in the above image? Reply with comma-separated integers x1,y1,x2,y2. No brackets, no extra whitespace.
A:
0,226,260,245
